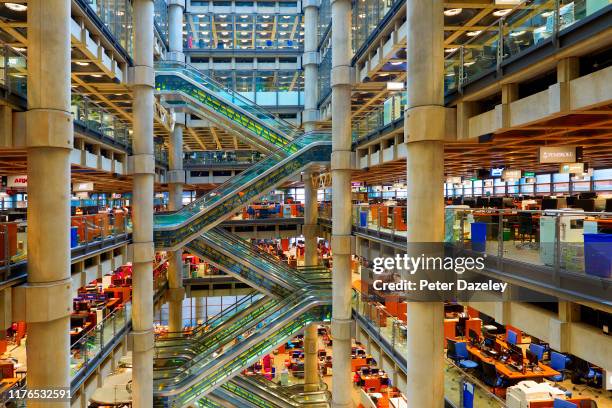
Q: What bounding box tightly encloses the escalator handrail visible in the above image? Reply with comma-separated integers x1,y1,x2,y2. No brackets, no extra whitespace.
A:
154,132,331,233
155,291,261,340
154,291,331,397
155,61,301,139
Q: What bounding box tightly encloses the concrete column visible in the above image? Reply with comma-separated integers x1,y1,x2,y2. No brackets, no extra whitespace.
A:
131,1,155,406
302,0,320,132
167,122,185,334
25,2,73,406
195,296,206,324
303,172,319,392
404,0,445,406
167,0,186,63
330,0,353,406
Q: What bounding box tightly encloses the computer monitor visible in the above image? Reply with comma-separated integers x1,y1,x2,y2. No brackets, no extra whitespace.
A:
476,197,487,208
489,197,503,208
541,198,558,210
574,199,595,212
606,198,612,212
579,192,597,200
508,343,523,363
452,197,462,205
469,329,480,345
526,349,539,366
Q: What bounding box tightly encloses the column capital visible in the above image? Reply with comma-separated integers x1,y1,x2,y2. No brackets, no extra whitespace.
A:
404,105,448,143
331,65,353,87
129,65,155,88
303,0,320,8
302,108,320,125
303,51,319,67
26,110,73,149
167,0,186,7
330,150,353,171
130,242,155,263
331,317,352,339
12,279,72,323
167,170,186,184
128,154,156,175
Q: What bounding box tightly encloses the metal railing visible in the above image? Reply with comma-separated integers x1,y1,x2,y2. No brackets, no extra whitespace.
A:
445,0,612,94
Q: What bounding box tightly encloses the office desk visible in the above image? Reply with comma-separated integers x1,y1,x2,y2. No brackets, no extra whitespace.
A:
467,345,559,381
351,357,368,371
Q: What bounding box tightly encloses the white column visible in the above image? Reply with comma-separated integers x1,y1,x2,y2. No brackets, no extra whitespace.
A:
167,122,185,334
25,2,73,406
330,0,353,405
167,0,185,63
131,1,155,406
195,296,206,324
404,0,445,406
302,0,320,132
303,173,319,391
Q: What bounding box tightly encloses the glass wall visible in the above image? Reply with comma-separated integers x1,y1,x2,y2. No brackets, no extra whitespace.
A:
200,69,303,107
71,93,131,147
84,0,134,56
444,168,612,197
352,0,398,53
154,0,169,43
183,13,303,50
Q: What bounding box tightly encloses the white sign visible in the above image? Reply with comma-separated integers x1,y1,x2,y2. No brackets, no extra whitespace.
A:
7,175,27,188
559,162,585,174
539,146,580,164
502,169,522,181
73,182,94,192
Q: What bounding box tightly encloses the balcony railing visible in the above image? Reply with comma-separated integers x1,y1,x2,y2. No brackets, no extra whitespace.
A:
71,94,131,149
445,0,612,94
0,43,27,98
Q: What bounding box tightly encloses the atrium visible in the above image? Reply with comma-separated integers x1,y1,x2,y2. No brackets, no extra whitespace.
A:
0,0,611,407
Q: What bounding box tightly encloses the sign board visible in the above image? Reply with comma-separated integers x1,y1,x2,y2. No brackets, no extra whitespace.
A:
559,162,586,174
502,169,522,181
491,168,504,177
73,182,94,192
7,175,27,188
539,146,582,163
524,171,535,178
446,176,462,184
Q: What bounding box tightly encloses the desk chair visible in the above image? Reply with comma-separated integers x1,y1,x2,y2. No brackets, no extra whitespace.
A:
553,399,577,408
548,352,571,384
507,329,518,345
529,343,546,361
446,339,479,370
481,360,507,395
572,359,602,395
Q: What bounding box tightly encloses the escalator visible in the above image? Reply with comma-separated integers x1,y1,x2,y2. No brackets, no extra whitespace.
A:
151,61,332,407
154,62,331,251
222,375,331,408
153,290,331,407
154,132,331,251
156,62,300,152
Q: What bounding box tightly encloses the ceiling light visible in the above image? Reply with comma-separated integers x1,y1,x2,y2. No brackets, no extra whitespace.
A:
12,46,26,52
261,23,269,28
493,9,512,17
219,14,227,18
200,23,208,27
444,8,462,16
378,73,389,77
197,14,206,17
114,93,124,96
281,24,289,27
220,23,228,27
75,61,90,66
466,30,482,37
541,11,553,17
463,61,475,66
71,85,78,88
445,47,458,53
390,61,403,66
283,16,291,19
5,3,27,12
91,74,102,78
510,30,526,36
241,23,248,27
241,39,248,43
221,31,229,35
262,15,270,18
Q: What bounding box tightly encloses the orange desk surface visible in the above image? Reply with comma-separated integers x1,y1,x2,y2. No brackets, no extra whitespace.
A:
467,345,559,380
351,358,368,371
